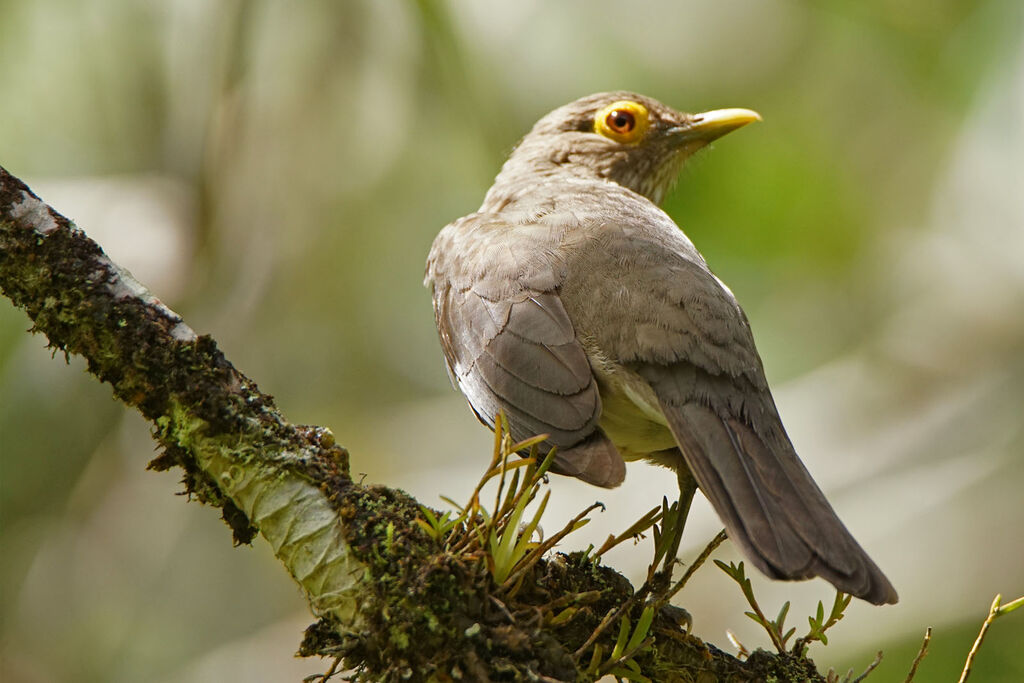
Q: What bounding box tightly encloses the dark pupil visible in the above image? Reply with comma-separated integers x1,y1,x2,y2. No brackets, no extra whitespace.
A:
609,110,635,132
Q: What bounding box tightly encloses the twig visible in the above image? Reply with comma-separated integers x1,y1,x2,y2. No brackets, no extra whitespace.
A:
304,656,342,682
755,600,786,653
725,630,750,659
574,606,625,660
543,589,604,612
657,529,727,607
489,595,516,624
596,505,663,556
572,584,652,661
903,627,931,682
725,565,786,654
958,593,1021,683
850,651,883,683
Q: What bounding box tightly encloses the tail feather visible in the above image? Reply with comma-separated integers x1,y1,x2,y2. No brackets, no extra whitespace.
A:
646,369,898,605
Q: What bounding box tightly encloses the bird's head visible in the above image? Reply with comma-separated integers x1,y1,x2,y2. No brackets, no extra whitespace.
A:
494,92,760,206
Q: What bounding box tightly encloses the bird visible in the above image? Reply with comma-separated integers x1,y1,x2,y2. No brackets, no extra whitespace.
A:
424,92,897,605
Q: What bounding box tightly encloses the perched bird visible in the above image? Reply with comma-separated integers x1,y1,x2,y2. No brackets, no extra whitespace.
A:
425,92,897,605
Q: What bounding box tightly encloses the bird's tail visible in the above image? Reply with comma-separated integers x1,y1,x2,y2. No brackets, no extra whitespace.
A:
648,372,898,605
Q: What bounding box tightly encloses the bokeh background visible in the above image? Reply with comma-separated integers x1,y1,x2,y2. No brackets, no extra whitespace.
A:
2,1,1022,681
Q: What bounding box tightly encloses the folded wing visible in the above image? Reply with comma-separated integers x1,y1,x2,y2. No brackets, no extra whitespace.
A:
433,282,625,487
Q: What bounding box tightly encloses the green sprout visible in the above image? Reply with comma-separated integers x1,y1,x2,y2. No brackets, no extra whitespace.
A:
795,590,852,654
414,506,465,544
414,413,598,593
715,559,851,656
585,604,656,682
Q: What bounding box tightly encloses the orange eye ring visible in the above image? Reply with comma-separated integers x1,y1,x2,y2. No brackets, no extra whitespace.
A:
594,100,650,143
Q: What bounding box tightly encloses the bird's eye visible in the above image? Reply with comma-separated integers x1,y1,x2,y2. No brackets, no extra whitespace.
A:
594,100,650,143
607,110,635,133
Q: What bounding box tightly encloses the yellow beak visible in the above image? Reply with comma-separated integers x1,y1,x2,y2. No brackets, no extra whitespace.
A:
677,108,762,143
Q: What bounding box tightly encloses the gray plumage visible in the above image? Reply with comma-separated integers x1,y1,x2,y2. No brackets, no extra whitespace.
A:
425,92,897,605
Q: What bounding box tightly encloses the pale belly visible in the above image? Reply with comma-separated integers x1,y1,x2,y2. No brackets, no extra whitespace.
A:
594,368,677,461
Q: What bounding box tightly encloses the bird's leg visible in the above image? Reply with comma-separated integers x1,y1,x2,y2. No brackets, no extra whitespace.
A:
645,470,697,627
651,469,698,594
664,469,698,576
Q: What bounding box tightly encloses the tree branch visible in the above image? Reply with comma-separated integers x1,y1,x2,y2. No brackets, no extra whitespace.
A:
0,164,823,681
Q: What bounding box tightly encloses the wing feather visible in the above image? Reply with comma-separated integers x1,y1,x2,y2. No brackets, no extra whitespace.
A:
431,276,624,487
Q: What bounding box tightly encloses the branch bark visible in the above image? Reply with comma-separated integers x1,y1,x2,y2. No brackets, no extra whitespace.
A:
0,165,823,682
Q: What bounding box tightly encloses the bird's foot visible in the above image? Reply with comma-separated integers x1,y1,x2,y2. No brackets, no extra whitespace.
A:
660,603,693,634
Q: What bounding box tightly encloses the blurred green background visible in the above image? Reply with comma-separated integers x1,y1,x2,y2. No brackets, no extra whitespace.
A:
2,0,1022,681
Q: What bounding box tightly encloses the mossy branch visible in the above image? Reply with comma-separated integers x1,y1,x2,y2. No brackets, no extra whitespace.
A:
1,164,825,681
